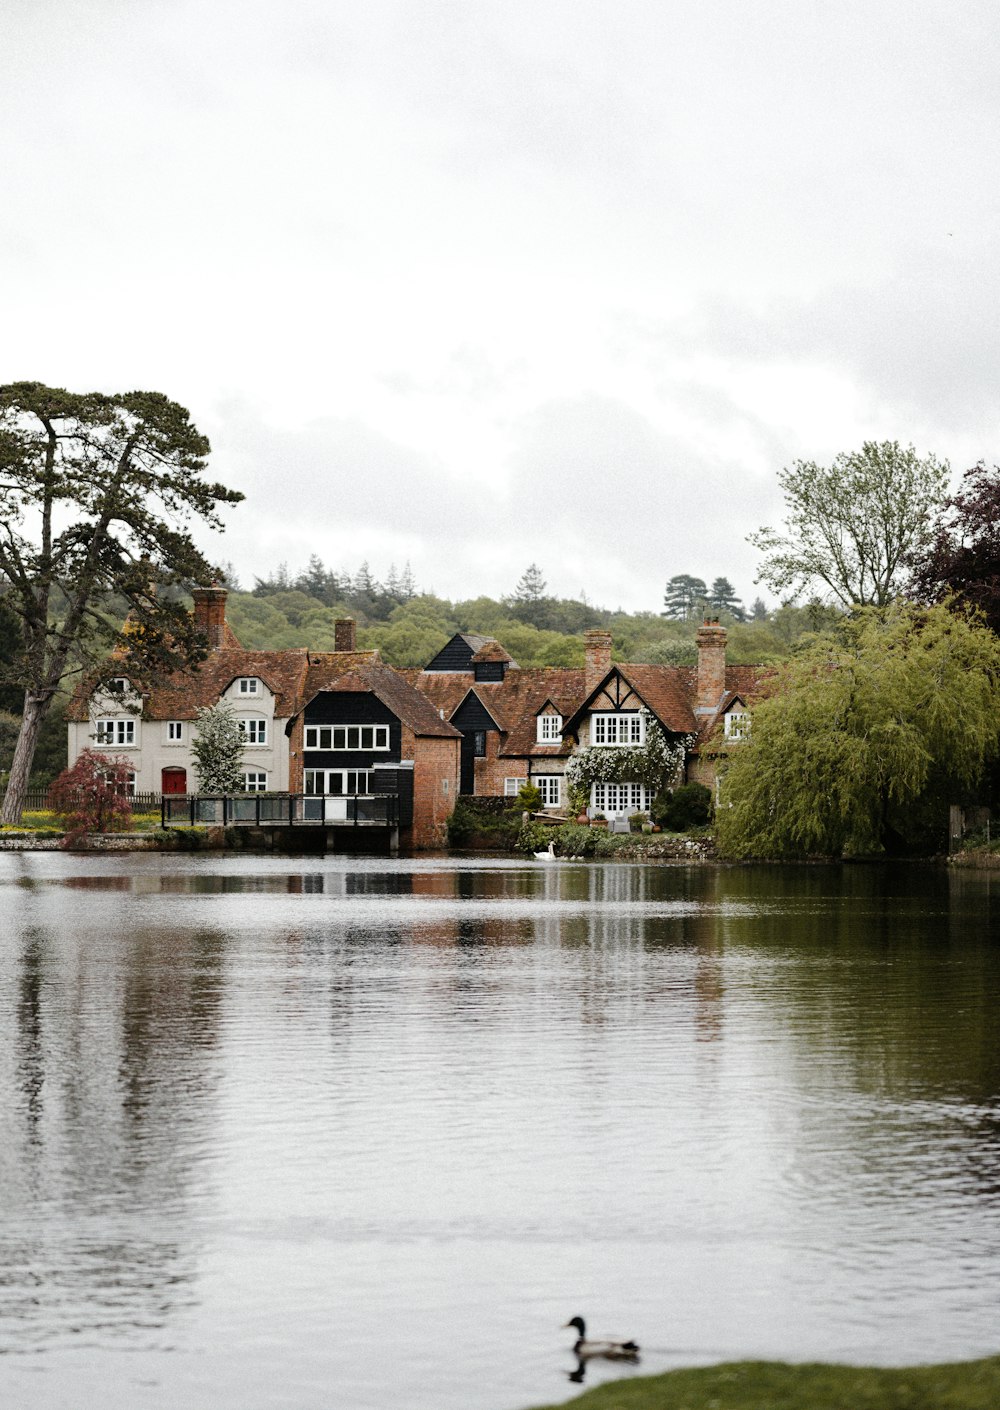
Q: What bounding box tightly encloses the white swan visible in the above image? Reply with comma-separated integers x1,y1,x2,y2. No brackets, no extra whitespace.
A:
533,840,557,860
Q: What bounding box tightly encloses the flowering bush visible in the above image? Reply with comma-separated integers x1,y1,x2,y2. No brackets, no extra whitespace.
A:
566,710,691,793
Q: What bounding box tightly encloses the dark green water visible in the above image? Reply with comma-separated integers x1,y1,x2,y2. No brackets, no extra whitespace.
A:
1,854,998,1408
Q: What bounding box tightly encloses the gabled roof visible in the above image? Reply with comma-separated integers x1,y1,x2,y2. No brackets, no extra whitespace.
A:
470,640,516,665
561,664,698,737
476,669,586,757
66,648,316,722
303,660,460,738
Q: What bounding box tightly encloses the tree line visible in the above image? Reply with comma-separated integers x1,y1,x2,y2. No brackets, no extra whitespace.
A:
2,380,1000,849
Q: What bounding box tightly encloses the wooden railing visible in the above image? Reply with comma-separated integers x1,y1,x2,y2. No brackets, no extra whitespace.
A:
161,793,400,829
2,788,163,813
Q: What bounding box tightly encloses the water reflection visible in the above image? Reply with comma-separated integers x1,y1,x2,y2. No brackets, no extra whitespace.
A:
1,855,999,1410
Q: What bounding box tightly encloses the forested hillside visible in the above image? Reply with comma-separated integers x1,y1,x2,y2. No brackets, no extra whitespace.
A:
226,559,837,668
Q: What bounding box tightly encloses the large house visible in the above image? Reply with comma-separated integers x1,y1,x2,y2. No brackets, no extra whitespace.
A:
407,622,765,816
65,588,461,848
66,588,766,841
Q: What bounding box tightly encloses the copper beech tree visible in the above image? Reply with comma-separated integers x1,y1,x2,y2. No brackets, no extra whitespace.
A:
0,382,243,824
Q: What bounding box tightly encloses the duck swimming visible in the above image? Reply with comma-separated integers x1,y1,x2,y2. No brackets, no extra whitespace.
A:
563,1316,640,1360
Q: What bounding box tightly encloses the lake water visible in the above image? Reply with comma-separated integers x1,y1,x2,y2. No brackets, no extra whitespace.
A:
1,853,999,1410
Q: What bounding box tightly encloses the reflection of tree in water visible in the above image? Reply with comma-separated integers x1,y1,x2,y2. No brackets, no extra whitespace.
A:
4,924,226,1348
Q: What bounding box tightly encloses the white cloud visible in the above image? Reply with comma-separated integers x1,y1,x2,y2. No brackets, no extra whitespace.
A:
4,0,1000,614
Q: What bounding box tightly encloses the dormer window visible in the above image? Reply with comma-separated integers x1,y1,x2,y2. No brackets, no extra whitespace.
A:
725,710,751,740
536,712,563,743
238,677,259,695
106,678,129,693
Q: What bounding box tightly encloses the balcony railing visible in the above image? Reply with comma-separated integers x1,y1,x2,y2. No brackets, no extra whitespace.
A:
161,793,400,829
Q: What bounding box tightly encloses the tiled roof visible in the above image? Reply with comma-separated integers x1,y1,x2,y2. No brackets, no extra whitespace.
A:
66,648,316,721
470,640,516,665
304,660,460,738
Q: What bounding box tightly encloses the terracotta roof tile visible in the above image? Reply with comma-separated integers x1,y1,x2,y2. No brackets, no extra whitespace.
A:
304,660,460,737
470,640,516,665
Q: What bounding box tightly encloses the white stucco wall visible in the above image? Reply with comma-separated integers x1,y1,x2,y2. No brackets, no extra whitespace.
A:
68,676,292,794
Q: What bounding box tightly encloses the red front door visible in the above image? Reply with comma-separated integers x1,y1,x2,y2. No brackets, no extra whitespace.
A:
161,767,187,794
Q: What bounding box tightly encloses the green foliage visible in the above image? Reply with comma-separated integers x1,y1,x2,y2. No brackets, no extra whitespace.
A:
525,1355,1000,1410
446,796,521,848
710,575,745,619
190,703,245,793
652,781,713,830
750,441,948,608
663,573,709,620
0,381,242,823
566,711,689,793
716,601,1000,859
515,781,542,812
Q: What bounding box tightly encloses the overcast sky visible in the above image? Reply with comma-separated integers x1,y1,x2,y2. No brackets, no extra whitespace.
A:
4,1,998,613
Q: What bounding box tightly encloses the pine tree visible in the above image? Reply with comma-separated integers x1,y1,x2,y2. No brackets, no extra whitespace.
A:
662,574,708,620
709,576,745,620
511,563,547,603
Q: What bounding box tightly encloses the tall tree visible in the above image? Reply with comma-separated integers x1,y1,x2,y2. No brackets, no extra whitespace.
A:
716,601,1000,859
709,576,745,620
0,382,243,823
749,441,948,608
910,462,1000,632
662,574,708,620
510,563,547,603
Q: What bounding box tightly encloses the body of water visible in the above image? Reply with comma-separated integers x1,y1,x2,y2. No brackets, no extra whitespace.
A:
1,853,999,1409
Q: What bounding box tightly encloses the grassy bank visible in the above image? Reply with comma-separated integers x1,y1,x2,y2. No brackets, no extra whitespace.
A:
527,1355,1000,1410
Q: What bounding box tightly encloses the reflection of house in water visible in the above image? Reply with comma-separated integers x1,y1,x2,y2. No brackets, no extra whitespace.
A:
8,914,226,1342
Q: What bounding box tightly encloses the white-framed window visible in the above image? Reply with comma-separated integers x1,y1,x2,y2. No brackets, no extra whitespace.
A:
237,677,259,695
535,775,562,808
303,769,374,795
167,721,184,742
536,712,563,743
239,718,267,745
724,711,751,740
473,730,487,756
303,724,390,751
504,777,527,797
104,769,137,797
243,771,268,792
95,718,136,747
592,712,644,746
105,677,129,694
591,781,652,817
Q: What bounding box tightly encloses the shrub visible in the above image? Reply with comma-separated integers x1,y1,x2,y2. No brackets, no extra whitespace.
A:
48,749,134,845
515,781,542,812
651,782,713,831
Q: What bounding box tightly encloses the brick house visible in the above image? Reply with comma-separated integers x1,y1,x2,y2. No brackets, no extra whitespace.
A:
408,622,768,817
66,589,460,849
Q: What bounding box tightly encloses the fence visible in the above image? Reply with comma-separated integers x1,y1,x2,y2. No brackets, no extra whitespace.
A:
161,793,400,829
1,788,163,813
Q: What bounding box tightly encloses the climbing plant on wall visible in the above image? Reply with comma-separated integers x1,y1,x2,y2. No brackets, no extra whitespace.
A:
566,710,690,792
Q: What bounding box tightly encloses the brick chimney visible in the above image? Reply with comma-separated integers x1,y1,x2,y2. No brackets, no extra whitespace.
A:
334,618,357,652
584,629,613,695
696,617,728,714
191,584,228,650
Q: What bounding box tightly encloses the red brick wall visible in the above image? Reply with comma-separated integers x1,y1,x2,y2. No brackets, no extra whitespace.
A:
401,731,460,849
192,586,228,649
696,622,727,712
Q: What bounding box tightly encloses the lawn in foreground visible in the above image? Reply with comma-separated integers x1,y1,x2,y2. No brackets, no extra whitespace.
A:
526,1356,1000,1410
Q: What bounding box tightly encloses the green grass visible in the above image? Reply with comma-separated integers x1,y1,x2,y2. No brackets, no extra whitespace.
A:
525,1356,1000,1410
